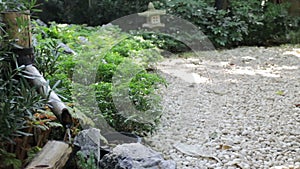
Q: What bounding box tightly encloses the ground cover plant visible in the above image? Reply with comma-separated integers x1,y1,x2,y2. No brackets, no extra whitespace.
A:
32,22,166,136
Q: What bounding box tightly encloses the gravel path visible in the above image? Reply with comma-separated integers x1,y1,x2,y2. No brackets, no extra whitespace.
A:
145,46,300,169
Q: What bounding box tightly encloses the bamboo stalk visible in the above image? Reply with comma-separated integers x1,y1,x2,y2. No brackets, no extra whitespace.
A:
1,10,32,47
25,65,72,126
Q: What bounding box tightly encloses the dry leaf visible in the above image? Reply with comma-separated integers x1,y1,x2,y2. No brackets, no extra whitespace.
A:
221,144,232,150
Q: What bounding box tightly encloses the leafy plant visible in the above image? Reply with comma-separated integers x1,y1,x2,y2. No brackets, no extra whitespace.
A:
163,0,299,48
0,0,41,13
91,32,166,135
31,22,166,136
0,148,22,169
163,0,248,48
0,56,46,143
24,146,41,165
32,22,83,102
137,32,189,53
76,151,98,169
94,71,166,136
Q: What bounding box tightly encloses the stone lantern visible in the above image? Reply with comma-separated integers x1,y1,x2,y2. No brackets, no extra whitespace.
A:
138,2,166,29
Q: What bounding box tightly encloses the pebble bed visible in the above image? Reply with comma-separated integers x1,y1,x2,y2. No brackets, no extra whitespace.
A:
145,46,300,169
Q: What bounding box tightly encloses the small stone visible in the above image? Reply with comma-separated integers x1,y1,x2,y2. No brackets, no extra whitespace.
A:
182,161,189,166
240,162,251,169
231,146,241,151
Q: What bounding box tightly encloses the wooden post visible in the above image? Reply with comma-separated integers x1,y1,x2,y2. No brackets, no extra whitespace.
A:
1,11,72,127
25,141,72,169
1,11,32,47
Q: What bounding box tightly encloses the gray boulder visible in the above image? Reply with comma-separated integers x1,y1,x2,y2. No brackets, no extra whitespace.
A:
73,128,108,160
100,143,176,169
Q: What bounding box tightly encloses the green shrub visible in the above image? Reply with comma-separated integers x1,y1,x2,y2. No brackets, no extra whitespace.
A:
137,32,189,53
32,22,166,135
231,1,297,46
163,0,299,48
36,0,158,26
32,22,91,102
96,52,125,83
0,55,46,143
111,36,155,57
34,0,300,49
94,71,166,136
161,0,247,48
287,28,300,44
76,151,97,169
93,33,165,135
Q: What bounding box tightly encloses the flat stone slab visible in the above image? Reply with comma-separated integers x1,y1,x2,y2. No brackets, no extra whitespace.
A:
100,143,176,169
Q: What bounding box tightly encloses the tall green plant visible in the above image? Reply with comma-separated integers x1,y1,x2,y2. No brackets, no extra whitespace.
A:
0,55,46,143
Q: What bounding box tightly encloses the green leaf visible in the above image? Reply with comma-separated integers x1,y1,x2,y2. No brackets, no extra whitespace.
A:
275,90,285,96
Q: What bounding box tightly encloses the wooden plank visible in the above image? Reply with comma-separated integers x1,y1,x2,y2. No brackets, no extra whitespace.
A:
25,141,72,169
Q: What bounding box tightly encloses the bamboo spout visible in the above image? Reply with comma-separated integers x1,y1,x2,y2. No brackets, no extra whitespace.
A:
25,65,72,127
1,11,72,127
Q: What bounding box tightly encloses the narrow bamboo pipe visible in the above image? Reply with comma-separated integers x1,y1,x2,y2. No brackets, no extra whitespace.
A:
24,65,72,127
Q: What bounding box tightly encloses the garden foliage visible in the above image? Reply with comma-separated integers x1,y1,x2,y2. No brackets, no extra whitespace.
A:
33,22,166,136
0,55,46,143
1,1,166,166
36,0,300,48
37,0,155,26
0,0,47,145
154,0,300,48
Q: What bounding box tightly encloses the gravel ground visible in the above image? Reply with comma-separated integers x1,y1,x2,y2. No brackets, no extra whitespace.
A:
145,46,300,169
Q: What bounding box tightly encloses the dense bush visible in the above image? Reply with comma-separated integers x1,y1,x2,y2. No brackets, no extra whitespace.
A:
92,30,165,135
33,22,166,135
36,0,158,26
0,0,44,147
32,22,82,101
136,32,190,53
93,35,165,135
230,0,299,46
35,0,299,48
162,0,299,48
0,56,46,143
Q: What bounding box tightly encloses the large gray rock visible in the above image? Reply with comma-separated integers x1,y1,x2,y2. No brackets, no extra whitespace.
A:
73,128,108,160
100,143,176,169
